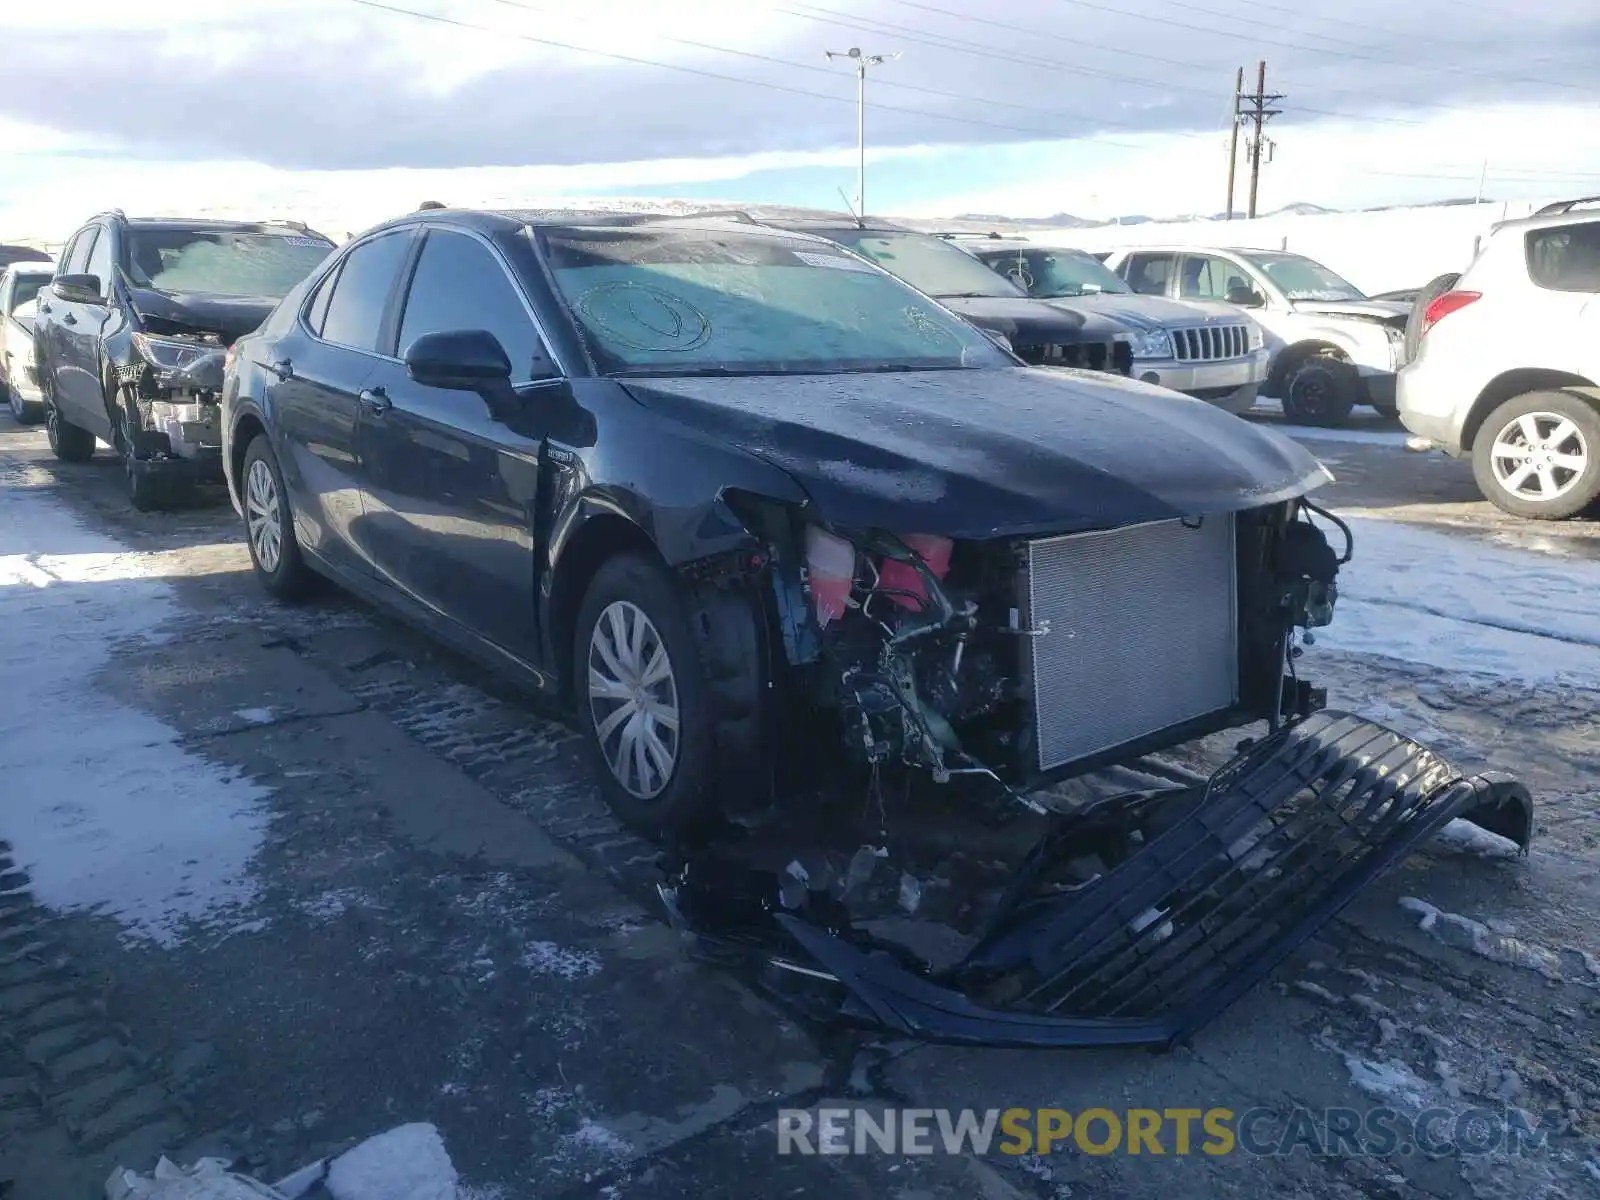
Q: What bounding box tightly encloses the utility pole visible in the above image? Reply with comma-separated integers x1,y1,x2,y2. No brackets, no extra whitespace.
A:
1475,159,1488,206
1236,60,1284,220
825,46,899,222
1225,67,1243,220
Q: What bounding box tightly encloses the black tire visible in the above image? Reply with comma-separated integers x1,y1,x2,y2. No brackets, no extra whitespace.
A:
1402,271,1461,364
45,396,95,462
1471,390,1600,521
1282,356,1359,427
241,434,317,599
573,553,721,837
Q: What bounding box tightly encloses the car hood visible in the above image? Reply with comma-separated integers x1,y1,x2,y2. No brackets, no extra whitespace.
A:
129,287,277,343
1290,299,1409,323
1042,293,1241,330
937,295,1129,344
621,368,1329,539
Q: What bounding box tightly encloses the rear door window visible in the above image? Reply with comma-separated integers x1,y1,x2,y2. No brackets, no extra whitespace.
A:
302,266,340,337
1526,222,1600,292
1122,253,1177,296
318,231,413,353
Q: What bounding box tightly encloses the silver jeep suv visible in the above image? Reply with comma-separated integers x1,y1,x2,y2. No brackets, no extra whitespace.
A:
954,236,1269,414
1397,197,1600,520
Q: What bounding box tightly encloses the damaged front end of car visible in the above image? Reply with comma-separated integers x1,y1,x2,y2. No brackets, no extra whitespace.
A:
114,329,230,468
660,491,1534,1048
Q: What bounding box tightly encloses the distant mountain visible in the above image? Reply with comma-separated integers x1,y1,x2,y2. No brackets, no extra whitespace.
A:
1265,202,1334,216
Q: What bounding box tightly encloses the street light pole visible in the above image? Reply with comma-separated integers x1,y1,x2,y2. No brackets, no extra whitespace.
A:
826,46,899,221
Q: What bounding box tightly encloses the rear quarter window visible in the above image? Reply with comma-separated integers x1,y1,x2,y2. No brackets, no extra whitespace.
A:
1526,223,1600,292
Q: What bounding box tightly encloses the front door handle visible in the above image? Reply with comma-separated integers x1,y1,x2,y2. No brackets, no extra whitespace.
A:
62,313,77,326
358,387,392,415
270,359,294,381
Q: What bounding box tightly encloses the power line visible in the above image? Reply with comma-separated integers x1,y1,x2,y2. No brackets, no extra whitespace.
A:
472,0,1172,142
1182,0,1588,71
776,0,1425,126
347,0,1148,148
1068,0,1592,96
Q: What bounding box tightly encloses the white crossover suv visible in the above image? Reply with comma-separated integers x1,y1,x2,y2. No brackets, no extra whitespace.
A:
1101,246,1409,426
1397,198,1600,520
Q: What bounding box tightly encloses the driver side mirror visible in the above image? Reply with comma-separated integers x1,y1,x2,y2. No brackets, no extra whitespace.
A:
1226,285,1266,308
53,274,106,305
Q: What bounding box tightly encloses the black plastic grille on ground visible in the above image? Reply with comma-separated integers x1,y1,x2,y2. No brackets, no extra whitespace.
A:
762,711,1533,1048
1002,714,1463,1020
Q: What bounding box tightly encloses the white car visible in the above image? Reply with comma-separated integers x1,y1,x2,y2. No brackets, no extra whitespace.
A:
1101,246,1409,426
1398,198,1600,520
0,261,54,423
954,237,1269,414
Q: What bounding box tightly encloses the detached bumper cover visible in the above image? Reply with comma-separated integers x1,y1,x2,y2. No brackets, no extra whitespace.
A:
663,711,1532,1048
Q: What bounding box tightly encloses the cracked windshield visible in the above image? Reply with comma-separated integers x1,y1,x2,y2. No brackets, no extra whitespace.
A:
1,1,1597,1198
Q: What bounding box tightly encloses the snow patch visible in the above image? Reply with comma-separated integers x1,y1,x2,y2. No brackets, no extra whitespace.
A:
233,707,276,725
0,486,269,946
559,1119,633,1160
1430,819,1521,860
1343,1055,1433,1111
1312,513,1600,690
325,1123,458,1200
1399,897,1566,979
520,941,603,980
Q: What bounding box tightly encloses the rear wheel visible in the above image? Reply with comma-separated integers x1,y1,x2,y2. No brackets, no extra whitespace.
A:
242,434,317,599
1281,356,1358,427
573,553,719,837
45,396,95,462
1472,390,1600,520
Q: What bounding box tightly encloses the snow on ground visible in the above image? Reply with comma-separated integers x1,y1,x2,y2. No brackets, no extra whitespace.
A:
325,1123,461,1200
1309,511,1600,689
0,479,270,945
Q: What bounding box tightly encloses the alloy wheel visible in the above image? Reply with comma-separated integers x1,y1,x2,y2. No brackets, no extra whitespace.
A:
1489,411,1589,504
586,600,680,800
245,457,283,573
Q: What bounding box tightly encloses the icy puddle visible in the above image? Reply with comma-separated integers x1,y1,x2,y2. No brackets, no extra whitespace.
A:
1312,511,1600,689
0,481,269,946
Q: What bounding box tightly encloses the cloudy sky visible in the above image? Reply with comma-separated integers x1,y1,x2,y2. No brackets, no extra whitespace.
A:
2,0,1598,238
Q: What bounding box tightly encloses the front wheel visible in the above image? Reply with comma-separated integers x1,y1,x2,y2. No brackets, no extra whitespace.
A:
1281,357,1358,427
573,553,719,837
241,435,317,599
1471,390,1600,520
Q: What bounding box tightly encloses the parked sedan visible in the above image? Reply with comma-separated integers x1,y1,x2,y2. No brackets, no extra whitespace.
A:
0,261,54,423
221,208,1532,1048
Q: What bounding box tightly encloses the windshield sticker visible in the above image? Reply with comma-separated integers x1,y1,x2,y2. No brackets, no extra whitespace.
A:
793,251,874,272
574,280,713,353
281,237,330,247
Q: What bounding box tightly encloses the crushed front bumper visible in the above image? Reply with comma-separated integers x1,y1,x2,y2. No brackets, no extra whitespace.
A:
660,711,1532,1048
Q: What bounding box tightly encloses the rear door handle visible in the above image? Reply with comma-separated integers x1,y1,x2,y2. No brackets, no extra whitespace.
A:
63,313,77,326
358,387,391,415
38,302,51,315
270,359,294,381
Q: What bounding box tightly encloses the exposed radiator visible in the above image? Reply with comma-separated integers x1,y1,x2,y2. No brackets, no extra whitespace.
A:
1025,515,1239,772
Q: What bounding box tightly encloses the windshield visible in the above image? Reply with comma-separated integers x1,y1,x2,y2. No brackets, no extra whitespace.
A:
540,226,1012,376
122,230,334,299
819,230,1024,299
1238,251,1365,302
6,274,49,314
976,247,1131,298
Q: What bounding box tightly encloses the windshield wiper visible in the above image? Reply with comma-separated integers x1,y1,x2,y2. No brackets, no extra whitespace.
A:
936,291,1007,300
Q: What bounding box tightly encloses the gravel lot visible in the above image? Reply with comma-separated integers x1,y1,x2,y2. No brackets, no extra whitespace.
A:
1,408,1596,1200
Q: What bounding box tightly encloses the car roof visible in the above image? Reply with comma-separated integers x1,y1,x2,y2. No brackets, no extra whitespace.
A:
104,216,335,240
353,207,850,242
3,261,55,273
1488,209,1600,235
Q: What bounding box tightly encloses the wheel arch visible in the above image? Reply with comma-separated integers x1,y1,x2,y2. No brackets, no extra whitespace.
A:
1461,370,1599,451
1268,339,1348,395
545,510,666,699
229,409,269,510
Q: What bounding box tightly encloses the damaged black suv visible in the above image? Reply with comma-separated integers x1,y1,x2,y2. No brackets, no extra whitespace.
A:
32,211,335,509
225,209,1533,1048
